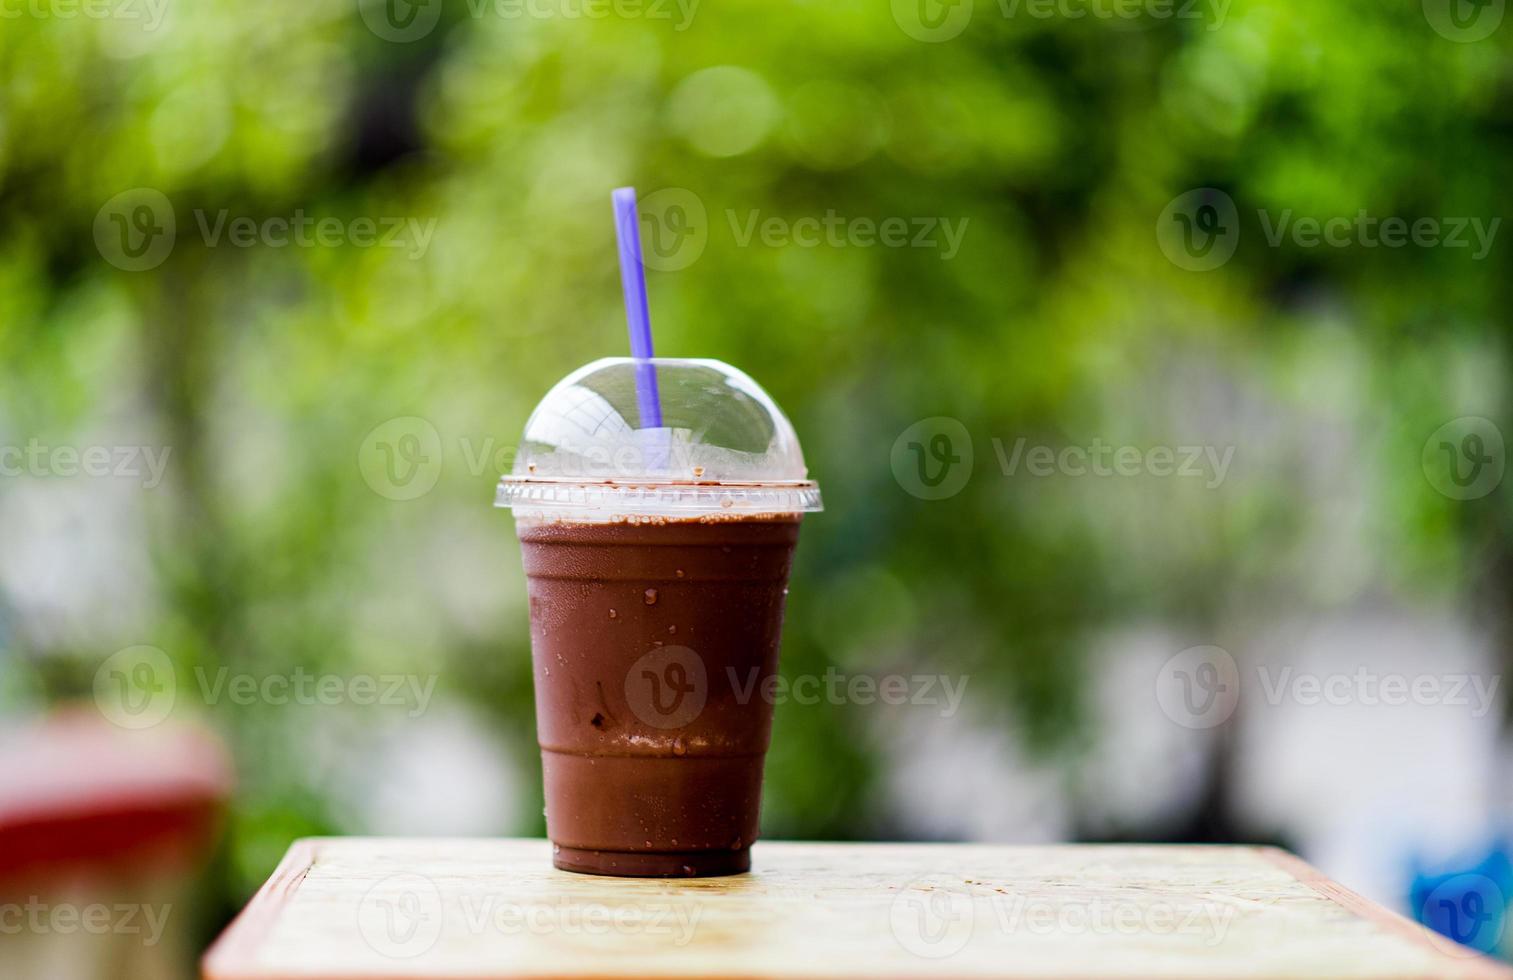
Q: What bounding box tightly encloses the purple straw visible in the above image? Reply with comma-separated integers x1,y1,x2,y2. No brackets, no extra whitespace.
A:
612,187,663,429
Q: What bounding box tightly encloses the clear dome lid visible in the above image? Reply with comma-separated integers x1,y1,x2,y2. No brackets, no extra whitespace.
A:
496,357,822,519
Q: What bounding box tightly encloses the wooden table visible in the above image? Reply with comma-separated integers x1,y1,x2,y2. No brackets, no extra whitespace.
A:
203,839,1513,979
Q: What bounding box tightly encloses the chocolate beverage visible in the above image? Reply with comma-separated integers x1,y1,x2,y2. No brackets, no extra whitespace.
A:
516,514,802,877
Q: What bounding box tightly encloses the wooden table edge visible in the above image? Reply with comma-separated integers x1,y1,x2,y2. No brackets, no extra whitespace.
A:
199,840,1513,980
203,837,323,980
1255,846,1513,980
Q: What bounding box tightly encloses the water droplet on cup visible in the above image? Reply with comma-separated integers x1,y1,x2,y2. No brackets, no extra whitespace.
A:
644,589,658,605
608,609,618,619
672,738,686,756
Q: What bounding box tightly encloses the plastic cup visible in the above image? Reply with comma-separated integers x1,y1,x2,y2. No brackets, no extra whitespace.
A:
496,357,821,877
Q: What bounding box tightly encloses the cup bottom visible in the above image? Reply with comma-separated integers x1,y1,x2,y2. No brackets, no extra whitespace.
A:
552,845,751,878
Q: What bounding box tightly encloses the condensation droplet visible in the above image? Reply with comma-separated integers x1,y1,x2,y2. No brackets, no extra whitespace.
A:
644,588,658,605
608,609,618,619
668,625,677,634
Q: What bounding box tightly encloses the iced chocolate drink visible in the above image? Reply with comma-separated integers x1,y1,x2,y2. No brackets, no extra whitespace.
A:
497,358,821,877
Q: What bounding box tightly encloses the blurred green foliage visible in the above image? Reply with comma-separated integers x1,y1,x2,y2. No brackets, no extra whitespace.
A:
1,0,1510,930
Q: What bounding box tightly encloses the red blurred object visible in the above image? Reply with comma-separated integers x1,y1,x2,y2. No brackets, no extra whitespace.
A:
0,708,232,887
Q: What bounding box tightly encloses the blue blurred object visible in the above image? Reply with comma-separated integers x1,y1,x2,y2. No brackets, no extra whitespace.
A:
1410,842,1513,958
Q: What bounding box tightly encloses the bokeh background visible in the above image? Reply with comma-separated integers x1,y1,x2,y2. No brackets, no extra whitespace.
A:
2,0,1512,973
